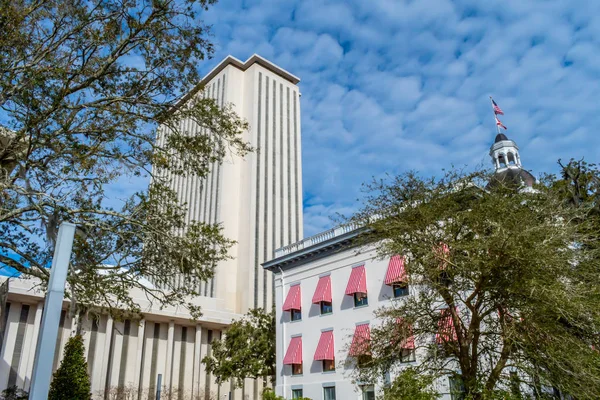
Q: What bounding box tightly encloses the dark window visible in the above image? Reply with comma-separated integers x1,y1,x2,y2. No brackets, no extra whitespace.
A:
393,282,409,297
354,293,368,307
292,363,303,375
449,376,466,400
291,389,303,399
361,385,375,400
400,348,416,363
291,309,302,321
322,359,335,372
320,301,332,315
323,386,336,400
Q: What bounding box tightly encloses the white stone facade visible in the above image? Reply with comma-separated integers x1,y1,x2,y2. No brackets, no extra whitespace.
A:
264,229,459,400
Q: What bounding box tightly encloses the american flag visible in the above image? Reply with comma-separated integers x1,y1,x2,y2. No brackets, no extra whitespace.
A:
491,98,504,115
495,115,507,130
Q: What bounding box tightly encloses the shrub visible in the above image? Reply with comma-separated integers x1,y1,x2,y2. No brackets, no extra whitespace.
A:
262,387,311,400
49,334,92,400
0,386,28,400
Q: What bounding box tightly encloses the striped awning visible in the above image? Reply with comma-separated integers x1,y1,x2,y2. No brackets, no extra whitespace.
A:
282,284,301,311
436,308,458,343
349,323,371,356
435,243,450,270
385,255,407,285
312,275,332,304
283,336,303,365
345,265,367,295
396,318,415,349
314,330,335,360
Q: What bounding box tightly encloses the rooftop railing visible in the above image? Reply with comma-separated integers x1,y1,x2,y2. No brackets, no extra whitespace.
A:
274,223,359,258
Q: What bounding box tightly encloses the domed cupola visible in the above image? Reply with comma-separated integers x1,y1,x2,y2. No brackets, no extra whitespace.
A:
489,133,535,188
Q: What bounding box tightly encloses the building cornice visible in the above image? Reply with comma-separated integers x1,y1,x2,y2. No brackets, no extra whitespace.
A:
173,54,300,111
263,225,365,272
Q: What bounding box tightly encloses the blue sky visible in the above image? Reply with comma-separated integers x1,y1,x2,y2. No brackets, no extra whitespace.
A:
117,0,600,238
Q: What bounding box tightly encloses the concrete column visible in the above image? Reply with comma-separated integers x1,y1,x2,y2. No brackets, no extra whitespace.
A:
165,320,175,391
133,319,146,391
192,324,202,398
24,302,44,391
99,315,114,391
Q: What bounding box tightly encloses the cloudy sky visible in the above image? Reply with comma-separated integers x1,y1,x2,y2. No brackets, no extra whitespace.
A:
197,0,600,236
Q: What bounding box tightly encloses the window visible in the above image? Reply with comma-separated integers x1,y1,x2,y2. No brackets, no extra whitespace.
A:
361,385,375,400
400,348,416,363
323,386,336,400
292,363,303,375
449,376,466,400
291,309,302,321
320,301,333,315
354,292,368,307
322,359,335,372
292,389,303,399
393,282,409,297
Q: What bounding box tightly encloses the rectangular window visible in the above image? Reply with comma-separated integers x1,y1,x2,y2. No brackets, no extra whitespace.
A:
449,376,466,400
323,386,336,400
320,301,333,315
354,293,368,307
292,389,303,399
322,359,335,372
400,348,416,363
361,385,375,400
393,282,409,297
291,309,302,321
292,363,303,376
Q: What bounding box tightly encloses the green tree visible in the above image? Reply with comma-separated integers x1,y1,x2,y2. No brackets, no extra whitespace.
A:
0,0,250,318
203,308,275,387
49,335,91,400
379,368,438,400
348,167,600,399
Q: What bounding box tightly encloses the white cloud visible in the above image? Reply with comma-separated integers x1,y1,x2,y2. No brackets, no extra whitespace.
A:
192,0,600,237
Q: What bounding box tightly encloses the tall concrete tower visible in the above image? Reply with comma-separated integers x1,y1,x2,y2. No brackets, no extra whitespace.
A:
161,54,304,314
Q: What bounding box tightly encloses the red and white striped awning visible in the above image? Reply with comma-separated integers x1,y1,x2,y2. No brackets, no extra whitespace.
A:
396,318,415,349
349,323,371,356
283,336,303,365
435,242,450,270
436,308,458,343
314,330,335,361
384,255,408,285
345,265,367,295
312,275,332,304
282,284,301,311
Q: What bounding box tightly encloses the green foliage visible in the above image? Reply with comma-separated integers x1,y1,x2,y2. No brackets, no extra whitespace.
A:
0,0,251,318
262,388,311,400
49,335,91,400
378,368,438,400
349,166,600,400
0,386,28,400
261,388,284,400
203,308,275,387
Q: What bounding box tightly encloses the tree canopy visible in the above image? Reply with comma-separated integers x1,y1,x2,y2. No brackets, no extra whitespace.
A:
0,0,250,318
348,165,600,399
202,308,275,387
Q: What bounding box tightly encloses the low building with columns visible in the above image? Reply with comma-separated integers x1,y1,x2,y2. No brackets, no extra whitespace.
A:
0,277,238,399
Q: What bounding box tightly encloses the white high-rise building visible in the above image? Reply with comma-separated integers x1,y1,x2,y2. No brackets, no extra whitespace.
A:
0,55,304,400
161,54,304,313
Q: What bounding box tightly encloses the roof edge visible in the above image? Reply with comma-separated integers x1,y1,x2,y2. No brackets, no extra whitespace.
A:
174,54,300,110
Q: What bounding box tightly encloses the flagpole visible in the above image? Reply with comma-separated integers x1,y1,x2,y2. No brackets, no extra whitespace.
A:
490,96,501,134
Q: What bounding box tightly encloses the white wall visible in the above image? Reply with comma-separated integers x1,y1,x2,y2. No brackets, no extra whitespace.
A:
272,245,459,400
